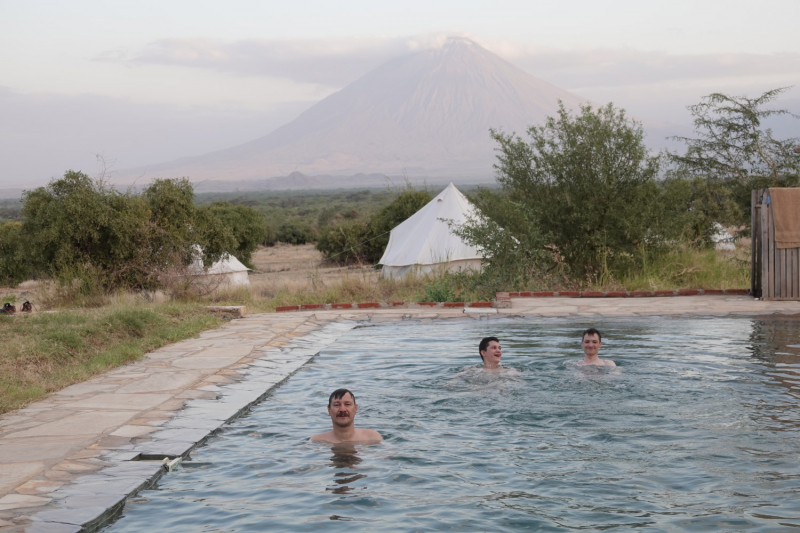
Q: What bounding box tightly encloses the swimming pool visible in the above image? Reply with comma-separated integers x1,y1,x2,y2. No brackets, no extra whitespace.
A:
103,316,800,531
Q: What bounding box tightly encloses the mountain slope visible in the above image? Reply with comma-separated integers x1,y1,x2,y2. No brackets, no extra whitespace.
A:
124,38,587,182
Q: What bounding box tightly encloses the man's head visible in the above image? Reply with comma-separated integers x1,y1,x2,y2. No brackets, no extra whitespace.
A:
327,388,358,428
581,328,602,357
479,336,502,366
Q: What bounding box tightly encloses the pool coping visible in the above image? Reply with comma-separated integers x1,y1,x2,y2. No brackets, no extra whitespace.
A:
2,295,800,532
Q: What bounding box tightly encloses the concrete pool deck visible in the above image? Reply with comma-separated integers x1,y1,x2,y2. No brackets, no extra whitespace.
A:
1,294,800,532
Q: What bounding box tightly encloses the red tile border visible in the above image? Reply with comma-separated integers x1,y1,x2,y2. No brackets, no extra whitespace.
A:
273,287,752,312
725,289,750,295
630,290,652,297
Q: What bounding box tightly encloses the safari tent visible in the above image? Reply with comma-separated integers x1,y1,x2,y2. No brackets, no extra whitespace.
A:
379,183,483,278
189,249,251,287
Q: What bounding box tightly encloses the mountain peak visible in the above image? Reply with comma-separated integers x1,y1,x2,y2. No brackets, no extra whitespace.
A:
124,39,587,183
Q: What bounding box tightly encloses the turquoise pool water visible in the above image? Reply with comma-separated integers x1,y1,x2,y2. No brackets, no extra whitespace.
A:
104,317,800,531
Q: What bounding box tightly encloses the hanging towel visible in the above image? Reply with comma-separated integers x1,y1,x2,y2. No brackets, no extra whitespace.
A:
770,188,800,249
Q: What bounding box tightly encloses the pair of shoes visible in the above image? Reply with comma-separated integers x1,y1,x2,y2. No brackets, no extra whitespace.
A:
21,301,33,313
1,303,16,314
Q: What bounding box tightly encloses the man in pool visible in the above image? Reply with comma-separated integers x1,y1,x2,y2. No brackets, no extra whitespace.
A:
311,388,383,444
479,336,503,370
578,328,616,367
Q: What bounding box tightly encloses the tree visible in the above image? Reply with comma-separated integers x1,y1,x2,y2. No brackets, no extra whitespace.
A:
490,102,662,278
199,202,267,268
669,87,800,227
316,188,432,265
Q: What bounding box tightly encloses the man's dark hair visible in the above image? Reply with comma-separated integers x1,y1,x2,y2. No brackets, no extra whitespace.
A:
582,328,602,342
328,388,356,407
478,337,499,361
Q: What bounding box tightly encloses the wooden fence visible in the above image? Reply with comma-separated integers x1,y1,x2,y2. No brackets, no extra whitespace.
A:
752,188,800,300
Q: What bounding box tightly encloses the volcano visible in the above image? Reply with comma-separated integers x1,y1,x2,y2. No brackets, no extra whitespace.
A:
124,38,587,183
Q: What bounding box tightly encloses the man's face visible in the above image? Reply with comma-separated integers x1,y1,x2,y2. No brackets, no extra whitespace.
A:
581,334,602,357
328,392,358,428
481,340,502,366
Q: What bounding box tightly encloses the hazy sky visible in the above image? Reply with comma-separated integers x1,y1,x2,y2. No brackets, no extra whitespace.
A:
2,0,799,188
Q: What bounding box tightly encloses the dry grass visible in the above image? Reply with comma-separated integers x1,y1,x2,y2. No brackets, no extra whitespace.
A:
0,299,221,415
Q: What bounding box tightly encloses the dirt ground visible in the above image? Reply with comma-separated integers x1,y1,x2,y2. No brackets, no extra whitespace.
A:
249,243,378,286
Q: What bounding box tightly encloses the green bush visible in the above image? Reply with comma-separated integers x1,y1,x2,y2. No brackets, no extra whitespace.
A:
17,171,240,292
489,102,662,279
316,189,432,265
316,222,369,264
199,202,267,268
263,224,278,247
0,222,28,286
277,222,316,244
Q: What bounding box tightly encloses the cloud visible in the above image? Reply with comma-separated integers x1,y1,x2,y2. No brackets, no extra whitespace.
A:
97,35,456,87
98,33,800,94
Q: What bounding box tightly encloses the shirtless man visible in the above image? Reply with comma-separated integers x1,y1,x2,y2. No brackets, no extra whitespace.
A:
311,388,383,444
578,328,616,367
479,336,503,370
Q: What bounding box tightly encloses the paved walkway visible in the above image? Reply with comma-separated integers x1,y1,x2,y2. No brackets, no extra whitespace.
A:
1,295,799,532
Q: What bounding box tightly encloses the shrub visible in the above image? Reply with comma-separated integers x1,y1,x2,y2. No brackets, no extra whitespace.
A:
277,222,316,245
489,102,662,279
0,222,28,286
317,222,369,264
199,202,267,268
316,188,432,265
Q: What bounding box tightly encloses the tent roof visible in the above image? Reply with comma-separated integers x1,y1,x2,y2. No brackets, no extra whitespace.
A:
189,247,251,275
379,183,482,267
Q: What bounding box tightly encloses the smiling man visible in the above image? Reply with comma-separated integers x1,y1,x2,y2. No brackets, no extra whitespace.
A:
479,336,503,370
578,328,616,367
311,389,383,444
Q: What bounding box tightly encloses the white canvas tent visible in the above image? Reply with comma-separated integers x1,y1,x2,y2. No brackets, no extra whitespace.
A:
189,248,251,287
379,183,483,278
712,222,736,251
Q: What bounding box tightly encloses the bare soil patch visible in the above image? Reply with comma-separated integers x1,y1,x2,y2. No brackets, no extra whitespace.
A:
249,243,377,286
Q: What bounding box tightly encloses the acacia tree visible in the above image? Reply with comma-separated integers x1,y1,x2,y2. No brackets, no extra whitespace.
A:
669,87,800,226
489,102,662,279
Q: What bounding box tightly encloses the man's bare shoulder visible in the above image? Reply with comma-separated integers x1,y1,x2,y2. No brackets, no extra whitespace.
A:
578,359,616,367
310,429,382,444
310,431,336,443
355,428,383,442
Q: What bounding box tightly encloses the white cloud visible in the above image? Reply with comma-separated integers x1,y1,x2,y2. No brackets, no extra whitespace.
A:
102,33,800,94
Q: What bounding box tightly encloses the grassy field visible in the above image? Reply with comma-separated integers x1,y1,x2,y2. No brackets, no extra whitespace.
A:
0,301,221,415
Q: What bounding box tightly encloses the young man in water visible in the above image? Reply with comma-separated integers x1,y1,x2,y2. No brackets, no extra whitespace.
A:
479,336,503,370
579,328,616,367
311,388,383,444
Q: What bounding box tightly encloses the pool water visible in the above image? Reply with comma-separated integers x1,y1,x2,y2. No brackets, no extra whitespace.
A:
104,317,800,532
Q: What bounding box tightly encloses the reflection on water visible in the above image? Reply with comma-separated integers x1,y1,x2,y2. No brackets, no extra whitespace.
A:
104,316,800,532
327,444,366,495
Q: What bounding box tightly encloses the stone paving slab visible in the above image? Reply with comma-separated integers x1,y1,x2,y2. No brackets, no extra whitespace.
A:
1,295,799,531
